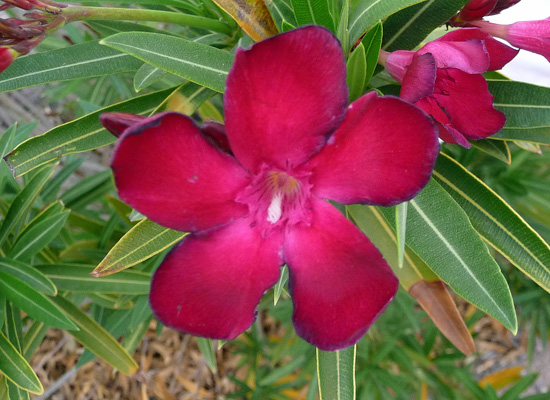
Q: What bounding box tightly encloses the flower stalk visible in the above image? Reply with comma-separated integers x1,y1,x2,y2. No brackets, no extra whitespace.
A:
60,6,232,35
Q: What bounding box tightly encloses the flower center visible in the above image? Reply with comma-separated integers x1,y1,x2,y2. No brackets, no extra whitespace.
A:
237,166,312,233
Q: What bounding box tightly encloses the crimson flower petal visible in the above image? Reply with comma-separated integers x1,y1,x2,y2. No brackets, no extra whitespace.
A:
437,28,518,70
432,68,506,140
418,39,490,73
400,53,436,103
224,26,348,173
112,112,249,232
150,218,283,340
284,199,398,351
458,0,498,21
202,120,232,154
415,97,472,148
306,93,439,206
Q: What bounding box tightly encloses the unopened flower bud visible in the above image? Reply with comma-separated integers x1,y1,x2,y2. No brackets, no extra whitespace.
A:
0,47,16,73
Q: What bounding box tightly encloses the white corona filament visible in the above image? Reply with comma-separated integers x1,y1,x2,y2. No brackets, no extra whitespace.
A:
267,192,283,224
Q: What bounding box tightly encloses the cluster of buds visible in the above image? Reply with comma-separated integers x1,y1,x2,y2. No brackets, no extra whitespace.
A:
450,0,550,62
0,0,66,72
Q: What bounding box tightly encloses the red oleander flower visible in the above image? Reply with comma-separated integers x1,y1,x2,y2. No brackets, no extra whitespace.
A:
469,18,550,62
380,28,518,147
0,47,15,73
101,26,440,350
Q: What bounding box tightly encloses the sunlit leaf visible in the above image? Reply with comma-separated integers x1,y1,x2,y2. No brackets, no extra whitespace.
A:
379,179,517,332
434,153,550,294
317,346,355,400
92,218,186,277
212,0,278,40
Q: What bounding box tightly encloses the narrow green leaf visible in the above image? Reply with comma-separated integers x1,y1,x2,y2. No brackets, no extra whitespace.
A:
291,0,335,31
266,0,298,31
134,63,168,92
395,202,408,269
337,0,351,56
4,88,172,177
86,20,169,37
470,138,511,164
9,212,69,261
0,377,8,400
346,44,366,102
50,296,138,374
0,332,42,395
22,321,48,360
348,0,422,47
317,346,355,400
0,40,142,93
0,257,57,296
348,205,438,288
274,265,289,305
382,0,468,51
92,218,187,277
197,338,218,373
0,165,54,247
152,82,215,115
489,80,550,144
7,381,29,400
259,354,307,386
41,159,85,202
361,21,383,87
36,264,150,294
101,33,233,93
434,153,550,294
60,170,113,209
0,271,77,330
379,179,517,332
0,124,17,192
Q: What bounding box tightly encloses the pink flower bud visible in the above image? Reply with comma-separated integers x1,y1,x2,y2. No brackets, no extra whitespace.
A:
0,47,15,73
458,0,498,22
470,18,550,62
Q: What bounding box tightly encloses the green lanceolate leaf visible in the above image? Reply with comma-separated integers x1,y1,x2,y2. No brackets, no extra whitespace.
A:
346,44,367,102
266,0,298,31
8,212,69,261
382,0,468,51
317,346,355,400
36,264,150,294
274,265,289,305
348,205,438,289
0,258,57,296
86,20,170,37
92,218,187,277
197,338,218,373
361,21,383,87
101,33,233,93
0,271,77,330
434,153,550,294
396,202,408,268
0,124,17,192
348,0,422,47
291,0,335,32
50,296,138,374
337,0,351,56
0,165,54,247
4,89,173,177
134,63,168,92
489,80,550,145
0,40,142,93
0,331,43,395
153,82,215,115
470,138,511,164
378,179,517,332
